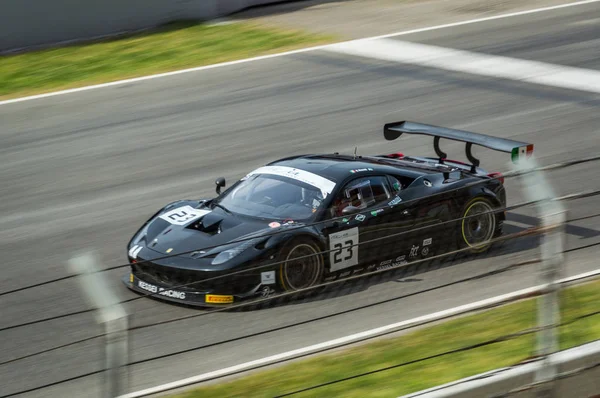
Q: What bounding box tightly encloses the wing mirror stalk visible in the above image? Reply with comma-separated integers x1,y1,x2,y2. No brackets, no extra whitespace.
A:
215,177,226,195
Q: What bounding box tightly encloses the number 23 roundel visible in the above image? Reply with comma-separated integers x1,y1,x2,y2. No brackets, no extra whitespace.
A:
159,205,210,226
328,227,359,272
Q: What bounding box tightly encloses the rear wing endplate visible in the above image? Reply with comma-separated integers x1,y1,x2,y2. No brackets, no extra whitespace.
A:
383,121,533,172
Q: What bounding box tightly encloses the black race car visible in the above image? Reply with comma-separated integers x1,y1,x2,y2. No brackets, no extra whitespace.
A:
123,121,534,306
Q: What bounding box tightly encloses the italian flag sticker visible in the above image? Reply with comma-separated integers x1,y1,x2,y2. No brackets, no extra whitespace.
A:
511,144,534,163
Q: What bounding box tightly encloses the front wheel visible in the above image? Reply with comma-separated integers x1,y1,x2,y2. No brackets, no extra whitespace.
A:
457,197,498,253
278,237,324,292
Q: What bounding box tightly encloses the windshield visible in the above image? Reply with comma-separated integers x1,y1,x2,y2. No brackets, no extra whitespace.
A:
216,174,329,221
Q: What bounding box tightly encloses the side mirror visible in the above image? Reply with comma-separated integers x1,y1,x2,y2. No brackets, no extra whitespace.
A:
341,205,360,216
215,177,226,195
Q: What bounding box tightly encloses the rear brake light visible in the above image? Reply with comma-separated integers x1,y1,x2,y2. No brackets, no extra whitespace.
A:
488,172,504,184
444,158,468,166
387,152,404,158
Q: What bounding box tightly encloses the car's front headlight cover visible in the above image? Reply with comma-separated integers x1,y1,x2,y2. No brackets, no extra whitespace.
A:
211,238,261,265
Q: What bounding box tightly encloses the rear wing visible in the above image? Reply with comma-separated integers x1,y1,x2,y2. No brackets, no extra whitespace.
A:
383,121,533,172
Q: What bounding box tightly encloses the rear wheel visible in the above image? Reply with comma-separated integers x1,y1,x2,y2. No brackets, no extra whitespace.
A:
278,237,324,292
458,197,498,253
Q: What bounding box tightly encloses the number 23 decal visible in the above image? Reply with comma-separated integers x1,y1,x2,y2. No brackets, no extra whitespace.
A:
159,205,210,226
333,240,354,263
329,227,359,272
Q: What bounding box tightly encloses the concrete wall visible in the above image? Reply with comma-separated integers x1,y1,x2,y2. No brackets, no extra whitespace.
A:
0,0,288,52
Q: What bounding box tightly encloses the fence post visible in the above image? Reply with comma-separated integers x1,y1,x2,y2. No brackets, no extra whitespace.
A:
516,156,566,397
68,251,130,398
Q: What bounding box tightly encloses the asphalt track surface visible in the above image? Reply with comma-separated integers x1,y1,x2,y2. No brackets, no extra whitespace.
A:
1,3,600,397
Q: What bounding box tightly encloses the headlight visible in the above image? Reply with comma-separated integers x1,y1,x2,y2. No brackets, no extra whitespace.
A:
211,249,239,265
128,244,144,259
211,238,260,265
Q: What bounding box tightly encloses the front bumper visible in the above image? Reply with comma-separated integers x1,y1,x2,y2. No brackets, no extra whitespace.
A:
122,272,274,308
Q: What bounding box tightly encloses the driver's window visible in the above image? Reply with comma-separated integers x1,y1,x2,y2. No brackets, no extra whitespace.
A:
330,176,391,217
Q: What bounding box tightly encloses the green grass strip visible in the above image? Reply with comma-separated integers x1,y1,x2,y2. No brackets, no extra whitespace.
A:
0,21,335,100
173,279,600,398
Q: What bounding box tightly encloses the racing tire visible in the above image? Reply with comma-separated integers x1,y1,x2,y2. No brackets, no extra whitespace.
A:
278,237,325,293
457,197,499,254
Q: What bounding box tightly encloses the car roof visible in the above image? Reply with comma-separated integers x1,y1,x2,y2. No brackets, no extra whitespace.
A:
268,153,450,182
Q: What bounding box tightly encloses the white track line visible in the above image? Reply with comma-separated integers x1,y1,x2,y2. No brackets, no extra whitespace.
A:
327,38,600,94
2,0,599,106
117,268,600,398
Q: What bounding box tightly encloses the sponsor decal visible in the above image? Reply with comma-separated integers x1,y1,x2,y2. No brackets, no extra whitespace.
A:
261,271,276,285
137,280,187,300
366,263,377,271
342,218,349,223
324,274,338,282
129,273,134,283
423,179,433,187
355,214,366,222
375,255,408,271
422,247,430,256
352,268,364,275
245,166,336,198
158,288,186,300
388,196,402,207
259,286,275,298
269,221,281,228
205,294,234,304
138,280,157,293
166,248,173,254
409,245,420,258
423,238,432,246
350,168,374,173
371,209,384,216
339,270,352,278
159,205,210,226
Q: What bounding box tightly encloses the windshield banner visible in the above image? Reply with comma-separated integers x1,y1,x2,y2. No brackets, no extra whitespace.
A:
245,166,336,197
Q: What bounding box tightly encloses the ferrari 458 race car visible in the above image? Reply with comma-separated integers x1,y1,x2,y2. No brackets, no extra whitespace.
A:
123,121,534,306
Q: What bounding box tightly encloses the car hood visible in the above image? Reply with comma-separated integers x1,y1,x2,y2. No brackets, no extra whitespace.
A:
139,206,294,257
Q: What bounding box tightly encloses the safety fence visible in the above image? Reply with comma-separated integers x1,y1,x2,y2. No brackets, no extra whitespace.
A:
1,154,600,398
